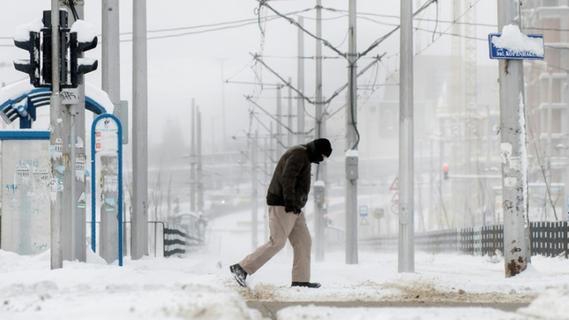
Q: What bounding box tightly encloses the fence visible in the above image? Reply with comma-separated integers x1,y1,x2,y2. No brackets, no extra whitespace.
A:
163,226,205,257
362,221,568,258
88,220,205,258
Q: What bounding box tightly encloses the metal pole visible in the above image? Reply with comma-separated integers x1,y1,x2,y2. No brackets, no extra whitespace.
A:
132,0,149,259
345,0,358,264
251,130,258,249
50,0,63,270
546,74,552,220
197,108,204,212
314,0,326,262
288,78,293,147
190,99,196,212
100,0,120,263
276,85,283,155
221,61,227,151
270,122,275,162
497,0,529,277
264,133,269,241
74,0,87,263
398,0,415,273
63,1,87,263
297,16,306,144
102,0,121,106
59,4,72,263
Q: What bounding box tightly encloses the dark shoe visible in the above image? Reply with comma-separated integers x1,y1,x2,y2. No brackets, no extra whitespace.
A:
230,264,247,287
291,281,321,288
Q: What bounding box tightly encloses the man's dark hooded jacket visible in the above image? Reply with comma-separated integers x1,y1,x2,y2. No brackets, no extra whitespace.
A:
266,139,332,212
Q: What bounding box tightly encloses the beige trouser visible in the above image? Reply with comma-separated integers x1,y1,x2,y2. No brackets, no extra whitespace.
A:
239,205,312,282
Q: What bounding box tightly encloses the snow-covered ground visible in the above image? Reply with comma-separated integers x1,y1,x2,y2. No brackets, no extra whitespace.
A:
0,249,262,320
1,208,569,319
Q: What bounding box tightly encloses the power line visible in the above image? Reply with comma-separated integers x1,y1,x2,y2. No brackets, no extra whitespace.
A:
416,0,483,56
1,8,315,45
256,1,346,57
128,8,314,35
252,54,341,60
357,0,438,60
123,19,277,42
323,6,569,32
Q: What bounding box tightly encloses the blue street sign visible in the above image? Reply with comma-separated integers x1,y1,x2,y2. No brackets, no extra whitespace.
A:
91,113,123,266
488,33,544,60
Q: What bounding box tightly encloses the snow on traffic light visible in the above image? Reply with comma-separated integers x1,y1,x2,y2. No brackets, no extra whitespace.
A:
13,21,42,87
69,20,98,88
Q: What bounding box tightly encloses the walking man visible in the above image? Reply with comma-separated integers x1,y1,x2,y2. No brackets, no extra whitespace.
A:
230,138,333,288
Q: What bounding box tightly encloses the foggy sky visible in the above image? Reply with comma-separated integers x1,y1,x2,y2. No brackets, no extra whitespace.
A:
0,0,498,150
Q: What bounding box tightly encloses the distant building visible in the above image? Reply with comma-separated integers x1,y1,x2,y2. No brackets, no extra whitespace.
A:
523,1,569,222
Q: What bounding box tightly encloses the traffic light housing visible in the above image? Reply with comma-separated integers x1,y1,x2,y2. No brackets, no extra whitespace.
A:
14,10,98,90
41,10,69,88
13,31,41,87
70,30,98,88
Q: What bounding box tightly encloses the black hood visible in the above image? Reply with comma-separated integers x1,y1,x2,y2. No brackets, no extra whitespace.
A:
305,138,332,164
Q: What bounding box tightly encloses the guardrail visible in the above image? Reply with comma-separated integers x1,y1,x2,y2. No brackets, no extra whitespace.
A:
361,221,569,258
163,226,204,257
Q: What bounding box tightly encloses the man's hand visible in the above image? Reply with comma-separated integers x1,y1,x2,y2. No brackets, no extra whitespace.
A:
285,202,301,214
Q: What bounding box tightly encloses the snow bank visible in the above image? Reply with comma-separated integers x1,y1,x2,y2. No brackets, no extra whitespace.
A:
277,306,521,320
70,20,97,43
13,19,43,42
0,250,263,320
492,24,544,56
518,285,569,320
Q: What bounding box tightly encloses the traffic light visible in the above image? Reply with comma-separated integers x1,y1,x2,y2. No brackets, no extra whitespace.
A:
41,10,69,87
443,162,449,180
13,31,41,87
69,29,98,87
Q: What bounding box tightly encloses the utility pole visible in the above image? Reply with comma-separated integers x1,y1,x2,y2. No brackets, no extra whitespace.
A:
270,122,275,162
399,0,415,273
497,0,530,277
276,85,283,155
287,77,293,147
50,0,63,270
73,0,87,264
190,99,196,212
101,0,120,263
60,0,87,263
197,107,204,212
251,130,258,249
314,0,326,262
132,0,148,259
263,133,269,241
297,16,305,145
345,0,358,264
60,7,72,263
221,61,227,150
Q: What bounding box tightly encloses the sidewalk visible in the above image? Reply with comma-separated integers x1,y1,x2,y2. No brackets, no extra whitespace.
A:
247,301,529,320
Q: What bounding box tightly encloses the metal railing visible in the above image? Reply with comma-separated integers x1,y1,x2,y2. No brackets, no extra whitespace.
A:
361,221,569,258
87,220,166,257
163,225,205,257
